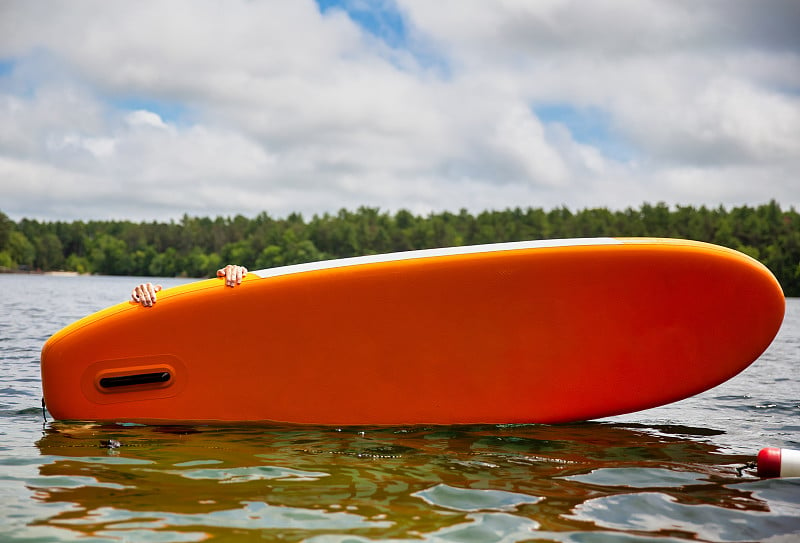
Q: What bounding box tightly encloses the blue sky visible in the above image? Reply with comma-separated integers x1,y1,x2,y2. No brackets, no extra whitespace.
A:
316,0,408,49
0,0,799,221
533,104,634,163
108,97,191,126
0,59,14,76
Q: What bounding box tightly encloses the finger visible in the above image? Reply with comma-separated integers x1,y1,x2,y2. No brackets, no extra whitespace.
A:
132,284,150,306
149,284,162,305
217,266,233,286
139,283,151,306
142,282,157,306
235,266,247,285
149,283,162,302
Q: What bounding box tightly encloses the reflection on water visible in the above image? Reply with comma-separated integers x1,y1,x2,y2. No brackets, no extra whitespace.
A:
2,276,800,542
16,422,798,542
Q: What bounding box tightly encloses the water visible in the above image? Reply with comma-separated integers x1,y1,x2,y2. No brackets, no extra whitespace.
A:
1,274,799,542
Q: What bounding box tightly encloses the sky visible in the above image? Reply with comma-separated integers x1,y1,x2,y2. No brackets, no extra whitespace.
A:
1,0,799,222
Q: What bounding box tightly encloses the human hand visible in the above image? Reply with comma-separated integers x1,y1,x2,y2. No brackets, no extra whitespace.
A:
217,265,248,287
131,283,162,307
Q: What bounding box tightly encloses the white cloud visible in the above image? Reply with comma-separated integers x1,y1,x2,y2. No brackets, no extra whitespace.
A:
125,110,168,130
0,0,799,221
489,104,569,186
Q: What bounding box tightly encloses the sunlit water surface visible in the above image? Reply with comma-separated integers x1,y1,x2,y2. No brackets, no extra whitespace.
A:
1,274,799,542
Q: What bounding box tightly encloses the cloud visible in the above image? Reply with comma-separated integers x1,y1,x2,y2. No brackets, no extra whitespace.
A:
0,0,799,221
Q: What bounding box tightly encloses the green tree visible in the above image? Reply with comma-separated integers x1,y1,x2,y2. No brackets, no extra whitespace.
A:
222,239,255,267
255,245,284,269
89,234,131,275
284,239,325,265
0,211,12,250
0,250,13,268
148,248,179,277
65,254,91,274
183,247,216,278
8,231,35,269
35,233,65,270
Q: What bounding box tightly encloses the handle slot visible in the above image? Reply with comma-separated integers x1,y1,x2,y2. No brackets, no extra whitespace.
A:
99,371,171,389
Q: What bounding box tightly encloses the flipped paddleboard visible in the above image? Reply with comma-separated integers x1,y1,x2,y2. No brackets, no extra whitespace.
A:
40,238,785,425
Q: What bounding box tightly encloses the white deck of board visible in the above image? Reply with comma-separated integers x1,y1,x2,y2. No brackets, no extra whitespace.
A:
250,237,622,279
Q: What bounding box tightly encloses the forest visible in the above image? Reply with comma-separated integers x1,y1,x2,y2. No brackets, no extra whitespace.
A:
1,201,799,296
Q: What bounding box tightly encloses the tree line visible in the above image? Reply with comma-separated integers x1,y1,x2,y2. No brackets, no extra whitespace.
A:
1,201,799,295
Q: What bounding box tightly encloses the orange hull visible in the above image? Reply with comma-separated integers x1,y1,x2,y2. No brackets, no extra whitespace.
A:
40,238,785,425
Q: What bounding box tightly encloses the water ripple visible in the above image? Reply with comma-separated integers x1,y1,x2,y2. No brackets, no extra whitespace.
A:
413,483,542,512
1,276,799,542
568,490,800,542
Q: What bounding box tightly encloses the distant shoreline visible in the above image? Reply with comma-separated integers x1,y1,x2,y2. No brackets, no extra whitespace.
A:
0,268,84,277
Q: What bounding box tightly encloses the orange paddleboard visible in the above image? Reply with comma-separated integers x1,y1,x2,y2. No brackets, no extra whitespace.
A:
40,238,784,425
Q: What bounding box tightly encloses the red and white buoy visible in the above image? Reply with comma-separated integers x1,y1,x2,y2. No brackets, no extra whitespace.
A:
757,447,800,478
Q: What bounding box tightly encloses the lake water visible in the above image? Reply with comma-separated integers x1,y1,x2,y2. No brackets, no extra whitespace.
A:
1,274,799,542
